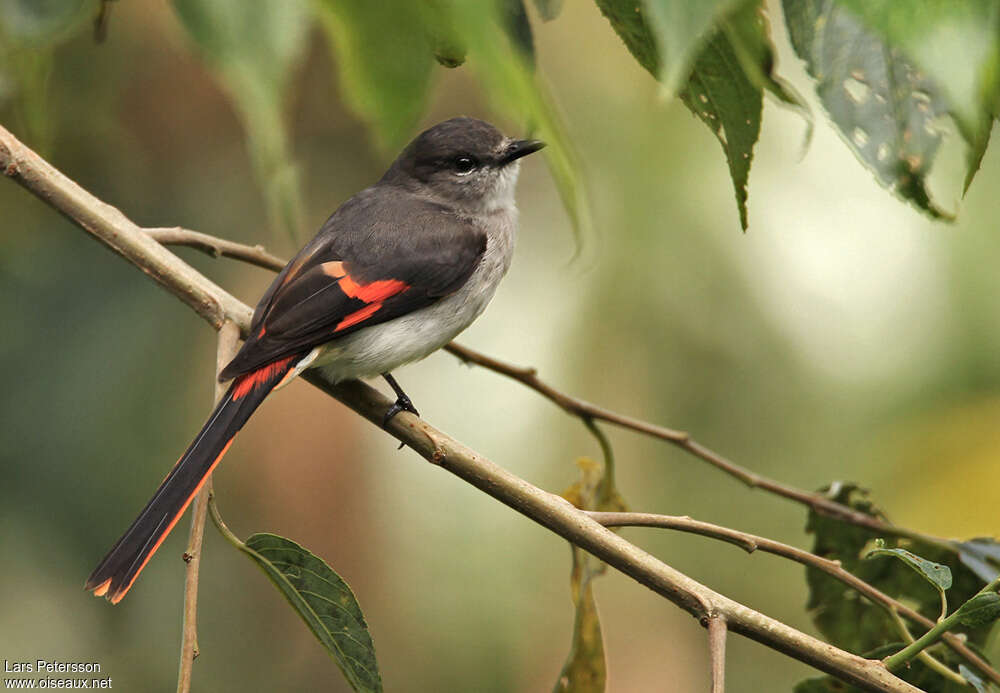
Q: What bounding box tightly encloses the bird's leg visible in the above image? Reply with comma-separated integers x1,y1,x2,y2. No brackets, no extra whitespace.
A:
381,372,420,427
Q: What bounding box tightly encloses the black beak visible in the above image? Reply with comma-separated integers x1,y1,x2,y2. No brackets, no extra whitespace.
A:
500,139,545,165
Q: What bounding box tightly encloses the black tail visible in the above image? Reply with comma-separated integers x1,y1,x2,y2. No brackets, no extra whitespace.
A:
86,356,298,603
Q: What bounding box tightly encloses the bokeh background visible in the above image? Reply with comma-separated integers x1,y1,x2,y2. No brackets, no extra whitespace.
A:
2,1,998,691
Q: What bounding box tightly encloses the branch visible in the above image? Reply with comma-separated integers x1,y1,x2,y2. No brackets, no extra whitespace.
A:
707,614,727,693
146,227,285,272
586,511,1000,685
443,343,952,548
0,122,922,693
0,125,252,332
176,320,241,693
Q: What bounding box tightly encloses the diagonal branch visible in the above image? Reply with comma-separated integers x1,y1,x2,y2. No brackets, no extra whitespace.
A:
0,122,921,692
586,511,1000,685
443,342,953,549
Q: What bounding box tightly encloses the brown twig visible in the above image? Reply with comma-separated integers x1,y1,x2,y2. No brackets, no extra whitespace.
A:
443,342,953,549
0,122,924,692
586,511,1000,685
176,320,241,693
707,614,727,693
146,227,286,272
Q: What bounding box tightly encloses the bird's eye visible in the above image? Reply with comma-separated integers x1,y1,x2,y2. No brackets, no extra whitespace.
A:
452,156,477,175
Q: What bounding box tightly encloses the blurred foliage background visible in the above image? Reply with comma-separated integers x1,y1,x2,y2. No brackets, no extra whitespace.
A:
1,0,998,690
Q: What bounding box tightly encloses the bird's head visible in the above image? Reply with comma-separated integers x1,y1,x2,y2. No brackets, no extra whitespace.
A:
384,116,544,212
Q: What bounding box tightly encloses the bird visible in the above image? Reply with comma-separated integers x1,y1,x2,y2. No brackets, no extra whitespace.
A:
85,116,544,603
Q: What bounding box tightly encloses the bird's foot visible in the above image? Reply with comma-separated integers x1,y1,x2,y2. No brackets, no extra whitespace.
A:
382,393,419,428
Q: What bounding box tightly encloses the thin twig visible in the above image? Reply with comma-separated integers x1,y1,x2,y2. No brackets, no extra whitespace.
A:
883,574,1000,673
443,342,953,550
707,614,727,693
1,122,924,692
585,511,1000,685
886,609,968,686
146,227,286,272
176,320,240,693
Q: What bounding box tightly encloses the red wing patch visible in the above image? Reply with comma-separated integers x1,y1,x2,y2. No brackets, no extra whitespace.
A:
232,356,296,400
335,303,383,331
338,275,409,303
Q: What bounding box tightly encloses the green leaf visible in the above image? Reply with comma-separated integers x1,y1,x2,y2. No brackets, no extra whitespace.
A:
598,0,800,230
172,0,309,240
499,0,535,65
956,592,1000,628
805,483,999,654
782,0,954,219
719,2,811,115
642,0,748,95
833,0,1000,194
956,538,1000,584
866,541,954,592
243,533,383,693
314,0,435,152
678,28,762,231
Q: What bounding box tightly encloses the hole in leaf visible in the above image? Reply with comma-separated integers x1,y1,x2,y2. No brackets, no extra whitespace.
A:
843,77,871,104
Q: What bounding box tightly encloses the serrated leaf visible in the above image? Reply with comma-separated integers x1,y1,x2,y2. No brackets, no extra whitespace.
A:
679,31,761,231
314,0,434,152
719,2,811,116
866,544,953,592
782,0,954,219
956,592,1000,628
642,0,748,95
833,0,1000,194
242,533,382,693
172,0,309,240
956,538,1000,583
598,0,784,230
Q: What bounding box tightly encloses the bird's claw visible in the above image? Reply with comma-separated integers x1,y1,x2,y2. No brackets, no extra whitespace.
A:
382,395,419,428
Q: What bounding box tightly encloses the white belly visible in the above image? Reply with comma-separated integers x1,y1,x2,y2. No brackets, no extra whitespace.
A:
310,214,515,383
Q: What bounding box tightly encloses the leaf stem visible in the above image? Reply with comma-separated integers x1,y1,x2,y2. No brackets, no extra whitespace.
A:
886,609,967,686
207,492,246,551
883,575,1000,672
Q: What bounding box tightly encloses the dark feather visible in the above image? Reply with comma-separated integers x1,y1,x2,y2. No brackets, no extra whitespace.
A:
220,189,485,381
